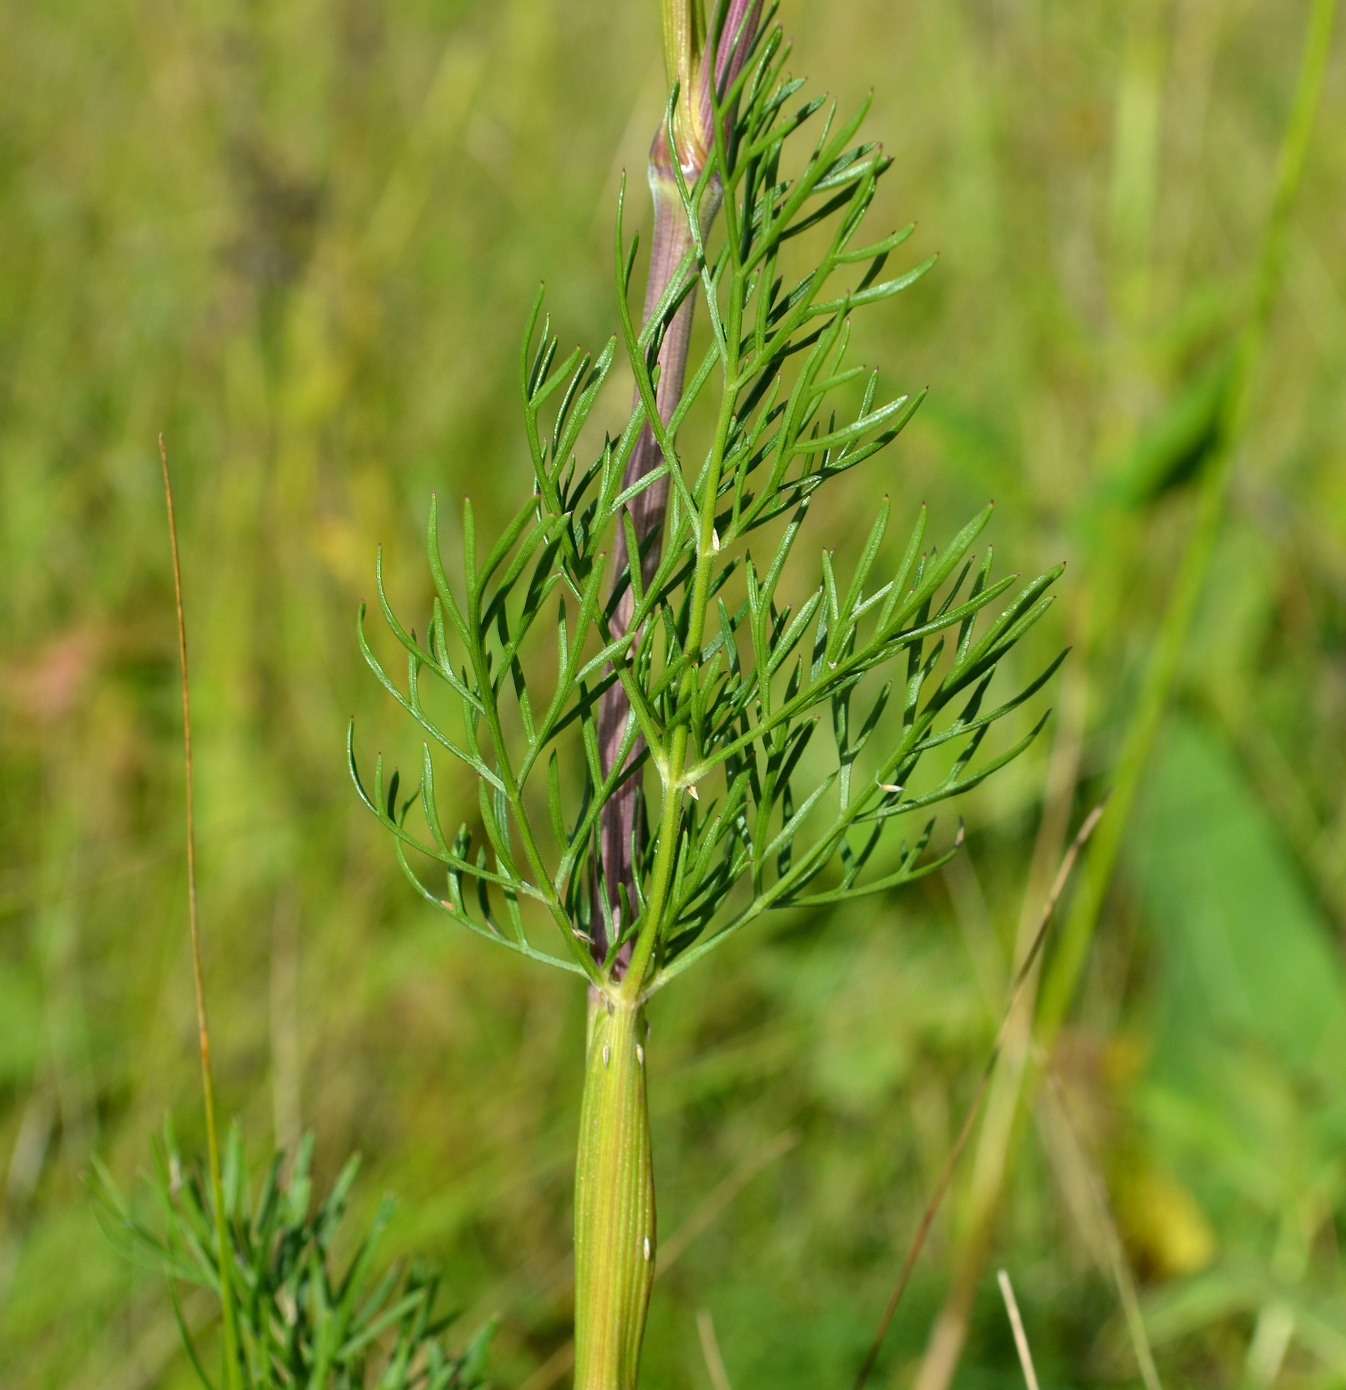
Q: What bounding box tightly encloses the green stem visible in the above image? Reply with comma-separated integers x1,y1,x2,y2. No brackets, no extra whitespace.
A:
624,261,743,998
901,13,1337,1390
573,997,656,1390
575,12,764,1387
1037,0,1339,1035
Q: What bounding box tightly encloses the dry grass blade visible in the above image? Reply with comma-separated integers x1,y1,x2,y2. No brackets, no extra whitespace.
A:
1038,1054,1164,1390
997,1269,1041,1390
852,796,1109,1390
696,1309,734,1390
656,1128,798,1275
516,1340,575,1390
159,435,243,1390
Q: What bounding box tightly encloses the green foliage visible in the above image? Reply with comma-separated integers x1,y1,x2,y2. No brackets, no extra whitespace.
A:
352,18,1061,995
1129,719,1346,1380
1,0,1344,1385
93,1125,494,1390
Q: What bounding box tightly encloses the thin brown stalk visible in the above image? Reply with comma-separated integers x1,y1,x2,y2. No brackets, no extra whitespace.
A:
851,798,1109,1390
159,436,243,1390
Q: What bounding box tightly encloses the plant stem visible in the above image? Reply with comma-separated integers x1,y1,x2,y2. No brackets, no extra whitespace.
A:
160,438,245,1390
573,997,655,1390
594,0,715,977
911,5,1338,1386
574,8,762,1386
595,160,702,976
1037,0,1338,1038
622,283,742,999
595,0,761,979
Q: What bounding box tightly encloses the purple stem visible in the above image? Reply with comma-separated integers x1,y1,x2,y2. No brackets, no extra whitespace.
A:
593,0,762,980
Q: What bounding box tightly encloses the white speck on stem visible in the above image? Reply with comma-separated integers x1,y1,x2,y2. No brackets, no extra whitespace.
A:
602,1042,610,1067
636,1043,645,1066
643,1236,652,1262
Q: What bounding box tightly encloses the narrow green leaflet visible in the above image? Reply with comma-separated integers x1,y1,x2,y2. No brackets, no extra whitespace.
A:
93,1124,494,1390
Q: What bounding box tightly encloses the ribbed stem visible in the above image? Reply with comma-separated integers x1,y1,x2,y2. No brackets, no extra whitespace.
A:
574,997,656,1390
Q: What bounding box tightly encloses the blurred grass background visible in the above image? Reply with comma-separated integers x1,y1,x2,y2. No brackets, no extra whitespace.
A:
1,0,1345,1386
